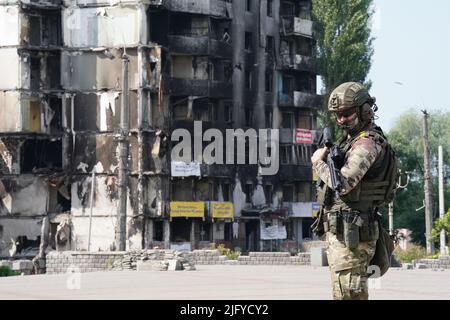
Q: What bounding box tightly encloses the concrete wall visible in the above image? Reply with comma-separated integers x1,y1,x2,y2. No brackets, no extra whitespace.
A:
0,176,49,215
0,92,21,132
62,6,143,48
61,50,139,91
0,6,20,46
0,48,20,89
46,251,125,274
0,218,43,257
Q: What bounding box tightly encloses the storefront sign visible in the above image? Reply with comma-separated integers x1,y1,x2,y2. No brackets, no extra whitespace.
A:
210,202,234,220
294,129,313,145
171,161,201,177
170,202,204,218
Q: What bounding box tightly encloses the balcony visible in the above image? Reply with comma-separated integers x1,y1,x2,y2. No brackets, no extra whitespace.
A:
280,128,294,144
279,164,311,182
165,78,232,99
278,91,322,109
201,163,235,178
168,35,232,58
280,54,316,73
164,0,231,18
284,202,317,218
281,16,314,38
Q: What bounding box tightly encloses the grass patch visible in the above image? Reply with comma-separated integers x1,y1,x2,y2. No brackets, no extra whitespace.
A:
0,265,21,277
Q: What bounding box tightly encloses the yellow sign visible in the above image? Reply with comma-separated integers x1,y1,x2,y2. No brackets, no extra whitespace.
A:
211,202,234,220
312,202,321,218
170,202,205,218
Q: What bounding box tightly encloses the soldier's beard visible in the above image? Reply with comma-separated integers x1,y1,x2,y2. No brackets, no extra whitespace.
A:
338,116,364,135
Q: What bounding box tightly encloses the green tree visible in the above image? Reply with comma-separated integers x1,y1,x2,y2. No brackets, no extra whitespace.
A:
312,0,375,128
432,209,450,240
388,110,450,245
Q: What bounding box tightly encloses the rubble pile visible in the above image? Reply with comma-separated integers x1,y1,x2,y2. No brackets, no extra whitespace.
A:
112,249,196,271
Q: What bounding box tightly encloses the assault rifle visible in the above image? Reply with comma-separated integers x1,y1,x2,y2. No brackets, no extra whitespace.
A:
318,127,345,194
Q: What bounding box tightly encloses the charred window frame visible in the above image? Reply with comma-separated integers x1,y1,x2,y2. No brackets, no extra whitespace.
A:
245,69,252,90
244,182,253,203
246,0,252,12
296,181,312,202
171,179,194,201
244,32,253,52
30,56,41,91
222,182,231,202
282,75,294,94
265,108,273,128
281,112,294,129
281,1,295,17
267,0,273,17
265,69,273,93
280,145,292,165
282,184,294,202
153,221,164,242
244,107,253,127
21,139,62,173
266,35,274,55
224,60,233,83
224,101,233,124
28,13,61,47
199,222,211,241
264,184,273,204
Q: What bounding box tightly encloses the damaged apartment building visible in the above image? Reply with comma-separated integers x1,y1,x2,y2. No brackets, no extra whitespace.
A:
0,0,321,258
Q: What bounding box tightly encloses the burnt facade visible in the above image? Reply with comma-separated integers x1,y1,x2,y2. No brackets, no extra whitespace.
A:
0,0,320,257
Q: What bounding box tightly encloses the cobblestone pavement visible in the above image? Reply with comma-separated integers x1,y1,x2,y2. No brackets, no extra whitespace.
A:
0,265,449,300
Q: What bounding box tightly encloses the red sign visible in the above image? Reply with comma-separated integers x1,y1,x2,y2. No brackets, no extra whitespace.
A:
294,129,313,145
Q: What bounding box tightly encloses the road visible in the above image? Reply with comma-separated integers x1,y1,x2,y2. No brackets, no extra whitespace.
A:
0,265,449,300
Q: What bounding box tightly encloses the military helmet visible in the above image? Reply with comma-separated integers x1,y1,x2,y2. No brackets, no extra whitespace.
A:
328,82,373,113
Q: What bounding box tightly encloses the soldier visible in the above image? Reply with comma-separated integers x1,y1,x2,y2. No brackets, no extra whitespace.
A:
311,82,396,300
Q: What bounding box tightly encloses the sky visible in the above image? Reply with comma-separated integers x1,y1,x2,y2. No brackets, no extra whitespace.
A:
368,0,450,131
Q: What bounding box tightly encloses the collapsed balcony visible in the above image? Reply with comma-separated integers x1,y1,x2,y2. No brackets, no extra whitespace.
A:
0,4,61,49
61,48,161,92
0,49,60,92
167,13,232,58
163,0,232,18
0,92,62,134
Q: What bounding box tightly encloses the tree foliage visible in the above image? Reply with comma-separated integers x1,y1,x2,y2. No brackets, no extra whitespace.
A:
432,209,450,240
312,0,375,130
388,110,450,246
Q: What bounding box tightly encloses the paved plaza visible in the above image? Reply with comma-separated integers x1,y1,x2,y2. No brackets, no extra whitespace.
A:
0,265,449,300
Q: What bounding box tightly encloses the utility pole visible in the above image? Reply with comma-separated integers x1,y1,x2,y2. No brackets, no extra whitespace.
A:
116,52,130,251
422,110,434,255
438,146,447,255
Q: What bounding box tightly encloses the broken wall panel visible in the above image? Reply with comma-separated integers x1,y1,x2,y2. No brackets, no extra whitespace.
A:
0,217,42,257
0,92,63,134
0,92,22,132
0,138,20,174
68,91,139,131
62,6,143,48
70,215,143,251
61,50,139,91
72,133,149,173
73,134,118,174
0,6,20,46
1,0,62,5
0,48,21,89
165,0,229,18
70,175,130,216
0,176,49,216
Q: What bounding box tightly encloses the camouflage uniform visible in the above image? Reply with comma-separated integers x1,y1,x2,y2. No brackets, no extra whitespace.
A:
312,82,392,300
